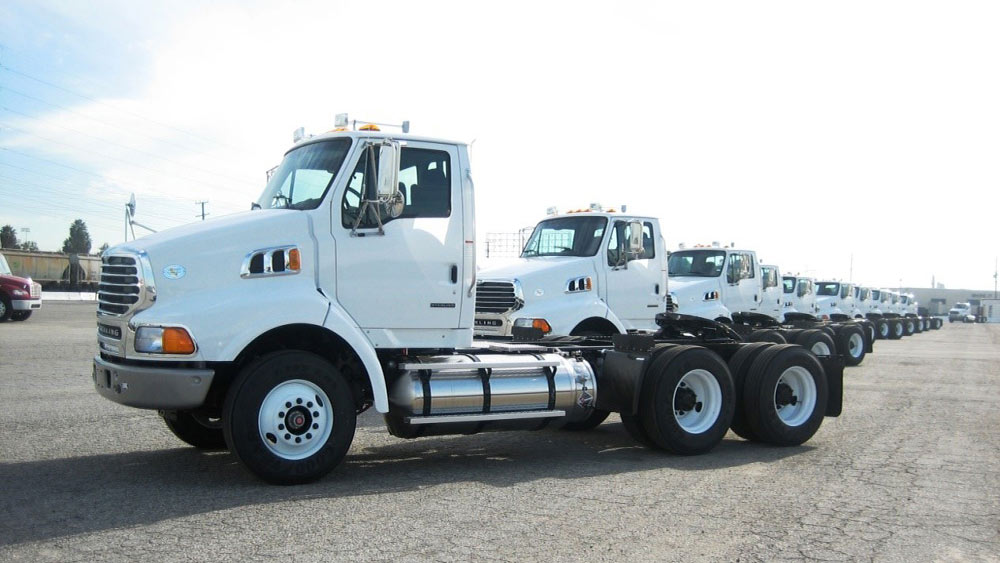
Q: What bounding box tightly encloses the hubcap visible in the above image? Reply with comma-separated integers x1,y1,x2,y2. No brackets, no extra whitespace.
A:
848,333,863,357
811,341,832,356
671,369,722,434
880,324,888,337
774,366,817,427
258,379,333,460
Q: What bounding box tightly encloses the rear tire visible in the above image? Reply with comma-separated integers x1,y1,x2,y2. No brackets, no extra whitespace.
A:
561,408,611,431
748,330,786,344
903,319,915,336
639,346,735,455
794,329,837,358
620,413,657,448
223,351,357,485
888,320,904,340
743,345,828,446
875,319,889,339
726,342,774,441
836,325,866,366
162,411,226,449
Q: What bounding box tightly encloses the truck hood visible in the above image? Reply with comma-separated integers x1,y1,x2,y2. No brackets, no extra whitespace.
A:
110,210,314,301
479,257,598,305
0,273,34,290
668,277,719,307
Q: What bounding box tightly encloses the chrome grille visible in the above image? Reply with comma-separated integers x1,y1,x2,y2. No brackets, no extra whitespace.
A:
475,281,519,314
98,255,141,315
30,282,41,299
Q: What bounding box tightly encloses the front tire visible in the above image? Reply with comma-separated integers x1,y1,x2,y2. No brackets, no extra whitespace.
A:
223,351,357,485
889,319,904,340
0,295,11,322
162,411,226,449
748,329,787,344
876,319,890,339
11,311,32,321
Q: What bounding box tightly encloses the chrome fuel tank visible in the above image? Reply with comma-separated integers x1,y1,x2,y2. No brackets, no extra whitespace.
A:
385,352,596,438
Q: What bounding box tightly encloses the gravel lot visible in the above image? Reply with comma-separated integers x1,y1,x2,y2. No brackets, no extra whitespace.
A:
1,303,998,562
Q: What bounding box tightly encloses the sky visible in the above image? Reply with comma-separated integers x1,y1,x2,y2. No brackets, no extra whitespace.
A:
0,0,997,290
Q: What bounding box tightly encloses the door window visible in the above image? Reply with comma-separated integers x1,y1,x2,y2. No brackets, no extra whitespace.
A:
342,147,451,229
607,221,656,266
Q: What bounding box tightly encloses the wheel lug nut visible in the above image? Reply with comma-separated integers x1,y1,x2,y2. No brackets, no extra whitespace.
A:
285,402,292,408
278,424,285,430
296,398,303,405
312,423,319,430
307,401,313,408
306,433,312,439
284,433,291,440
279,411,285,418
295,437,301,443
313,411,319,417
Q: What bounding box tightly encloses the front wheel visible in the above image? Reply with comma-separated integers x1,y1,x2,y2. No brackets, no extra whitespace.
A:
837,325,866,366
0,296,11,321
223,351,357,485
11,311,32,321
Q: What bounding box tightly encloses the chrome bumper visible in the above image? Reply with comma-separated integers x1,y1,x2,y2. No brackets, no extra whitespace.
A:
12,298,41,311
92,355,214,409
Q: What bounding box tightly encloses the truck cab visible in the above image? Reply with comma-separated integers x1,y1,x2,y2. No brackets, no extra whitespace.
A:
0,252,42,321
853,286,873,318
474,209,667,337
668,246,761,322
814,281,855,320
759,264,783,320
949,302,971,322
782,275,817,316
867,288,885,317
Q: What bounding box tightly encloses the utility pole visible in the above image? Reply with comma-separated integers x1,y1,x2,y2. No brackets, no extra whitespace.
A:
849,254,853,283
994,256,997,299
196,201,209,221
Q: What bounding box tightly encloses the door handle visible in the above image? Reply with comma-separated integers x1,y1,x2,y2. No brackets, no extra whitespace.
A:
654,283,660,294
450,265,458,284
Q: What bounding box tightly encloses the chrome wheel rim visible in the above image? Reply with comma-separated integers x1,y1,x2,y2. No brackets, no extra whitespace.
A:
258,379,334,460
848,332,864,357
811,341,832,356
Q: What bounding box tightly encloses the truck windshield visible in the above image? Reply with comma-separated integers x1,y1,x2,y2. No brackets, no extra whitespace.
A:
816,282,840,296
668,250,726,277
257,139,352,210
783,277,796,293
0,254,10,275
521,216,607,257
840,285,851,299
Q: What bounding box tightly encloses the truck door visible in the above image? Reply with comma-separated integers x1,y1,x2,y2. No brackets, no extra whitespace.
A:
603,220,664,330
333,141,464,329
726,252,759,313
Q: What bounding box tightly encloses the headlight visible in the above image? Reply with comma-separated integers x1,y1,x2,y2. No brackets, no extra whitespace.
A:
135,326,196,354
11,289,28,297
704,291,719,301
513,317,552,334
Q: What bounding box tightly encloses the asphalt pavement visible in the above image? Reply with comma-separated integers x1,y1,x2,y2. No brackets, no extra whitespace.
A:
1,303,997,561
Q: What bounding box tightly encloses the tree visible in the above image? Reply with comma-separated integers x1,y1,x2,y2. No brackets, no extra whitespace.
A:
0,225,18,249
62,219,92,254
20,241,39,252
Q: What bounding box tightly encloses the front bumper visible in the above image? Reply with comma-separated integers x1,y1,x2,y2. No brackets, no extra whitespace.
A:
12,298,42,311
93,355,215,409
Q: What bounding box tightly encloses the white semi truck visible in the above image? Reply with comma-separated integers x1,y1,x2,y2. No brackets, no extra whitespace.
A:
782,276,817,317
92,126,844,484
474,208,667,338
668,248,871,366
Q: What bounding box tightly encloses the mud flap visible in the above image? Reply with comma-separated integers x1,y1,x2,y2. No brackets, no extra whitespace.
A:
819,355,844,417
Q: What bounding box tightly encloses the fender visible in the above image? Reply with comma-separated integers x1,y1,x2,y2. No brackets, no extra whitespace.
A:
677,301,732,323
322,302,390,413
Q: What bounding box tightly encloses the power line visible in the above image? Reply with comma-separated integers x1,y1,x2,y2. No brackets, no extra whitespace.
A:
0,122,257,196
0,86,254,164
0,104,257,185
0,62,252,154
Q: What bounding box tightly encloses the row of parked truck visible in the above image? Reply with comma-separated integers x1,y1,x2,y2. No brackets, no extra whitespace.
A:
91,125,940,484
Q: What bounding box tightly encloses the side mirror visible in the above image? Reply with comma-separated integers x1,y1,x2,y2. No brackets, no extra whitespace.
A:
626,221,643,258
377,143,400,200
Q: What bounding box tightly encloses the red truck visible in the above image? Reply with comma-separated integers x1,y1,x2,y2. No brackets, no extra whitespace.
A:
0,252,42,321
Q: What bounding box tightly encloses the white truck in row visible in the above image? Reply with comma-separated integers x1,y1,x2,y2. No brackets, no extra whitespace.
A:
93,126,844,484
